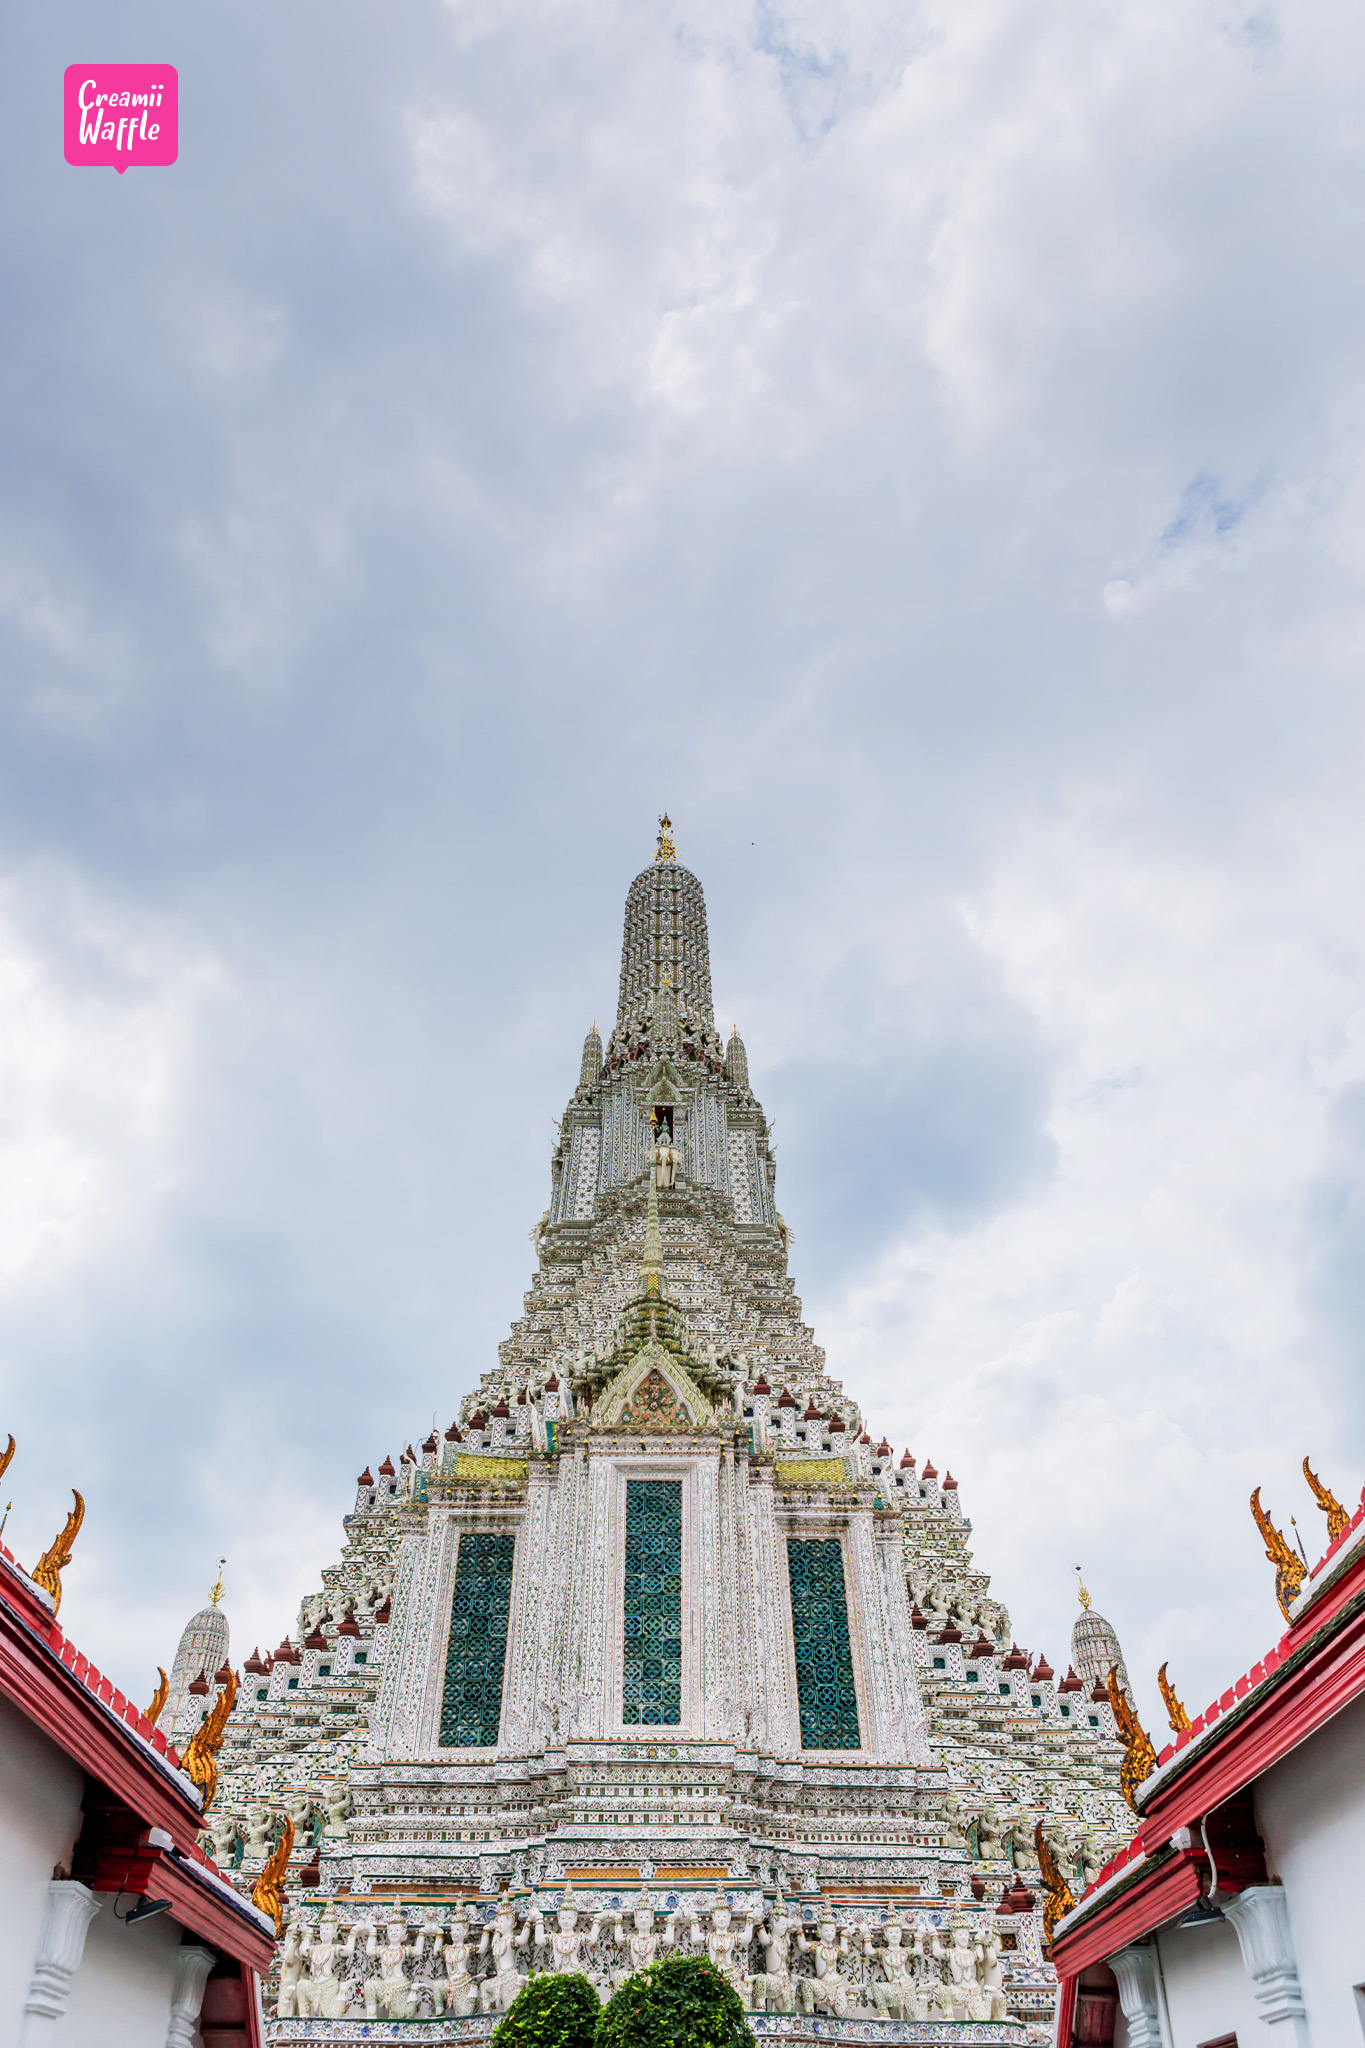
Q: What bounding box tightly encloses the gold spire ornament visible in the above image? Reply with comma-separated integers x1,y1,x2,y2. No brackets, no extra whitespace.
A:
209,1558,226,1606
251,1814,294,1938
1074,1565,1092,1611
30,1491,85,1613
180,1666,238,1814
0,1432,14,1487
1107,1664,1159,1808
1034,1820,1076,1949
1157,1660,1190,1734
654,814,676,863
1250,1486,1307,1620
1303,1456,1350,1542
144,1667,170,1728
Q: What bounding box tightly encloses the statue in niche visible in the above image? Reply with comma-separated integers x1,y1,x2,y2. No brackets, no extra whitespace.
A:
434,1909,479,2016
276,1911,308,2018
750,1893,797,2012
976,1803,1008,1861
482,1895,536,2008
364,1914,419,2021
937,1795,968,1848
297,1906,358,2020
608,1891,674,1987
864,1921,927,2021
653,1139,681,1190
533,1886,602,1981
699,1899,759,1999
1007,1806,1040,1873
207,1810,243,1869
323,1782,353,1838
933,1911,989,2021
975,1920,1009,2022
795,1916,853,2017
243,1805,275,1860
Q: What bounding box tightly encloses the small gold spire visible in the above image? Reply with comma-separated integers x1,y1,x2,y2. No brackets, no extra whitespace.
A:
1074,1564,1092,1612
209,1558,226,1607
1303,1455,1350,1541
30,1491,85,1613
144,1667,170,1728
654,814,676,863
1157,1660,1190,1734
0,1433,14,1487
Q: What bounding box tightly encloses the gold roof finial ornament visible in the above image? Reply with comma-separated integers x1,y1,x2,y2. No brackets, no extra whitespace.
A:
30,1491,85,1613
144,1667,170,1728
1250,1486,1307,1620
1107,1664,1159,1808
0,1432,14,1487
1157,1660,1190,1734
251,1813,294,1938
1074,1565,1092,1612
1303,1455,1350,1542
209,1557,226,1606
654,814,676,863
180,1665,238,1814
1034,1820,1076,1950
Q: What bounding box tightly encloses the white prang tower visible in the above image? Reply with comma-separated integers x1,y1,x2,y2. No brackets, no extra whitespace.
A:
209,824,1137,2041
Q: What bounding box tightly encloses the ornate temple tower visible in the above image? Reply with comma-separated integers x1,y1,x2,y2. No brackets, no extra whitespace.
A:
208,828,1137,2042
1068,1571,1134,1703
164,1563,230,1744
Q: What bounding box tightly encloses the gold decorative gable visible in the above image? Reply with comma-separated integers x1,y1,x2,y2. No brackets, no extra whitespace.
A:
454,1454,529,1486
596,1340,713,1430
775,1455,854,1485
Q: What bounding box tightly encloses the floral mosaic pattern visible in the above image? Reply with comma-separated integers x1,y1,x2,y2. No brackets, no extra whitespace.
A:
439,1533,515,1747
787,1538,861,1751
623,1367,688,1429
622,1479,682,1725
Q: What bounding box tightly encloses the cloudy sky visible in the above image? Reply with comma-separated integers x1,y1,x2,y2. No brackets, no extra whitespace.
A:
4,0,1365,1745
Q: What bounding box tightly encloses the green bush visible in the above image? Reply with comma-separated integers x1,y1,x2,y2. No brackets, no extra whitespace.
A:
597,1955,756,2048
494,1971,602,2048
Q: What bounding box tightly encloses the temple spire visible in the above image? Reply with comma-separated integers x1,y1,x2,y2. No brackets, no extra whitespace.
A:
617,830,714,1029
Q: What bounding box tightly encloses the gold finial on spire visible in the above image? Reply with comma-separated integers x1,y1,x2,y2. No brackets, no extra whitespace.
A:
209,1558,226,1606
31,1491,85,1613
1303,1455,1350,1541
654,814,676,863
1074,1564,1092,1612
1250,1486,1307,1620
1157,1660,1190,1734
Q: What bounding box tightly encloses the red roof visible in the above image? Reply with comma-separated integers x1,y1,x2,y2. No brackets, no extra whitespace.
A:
1051,1482,1365,1982
899,1449,915,1468
777,1387,797,1406
377,1454,395,1476
0,1545,273,1979
357,1467,374,1487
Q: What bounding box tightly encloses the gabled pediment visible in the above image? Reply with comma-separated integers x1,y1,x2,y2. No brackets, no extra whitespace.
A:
595,1338,714,1429
634,1054,692,1109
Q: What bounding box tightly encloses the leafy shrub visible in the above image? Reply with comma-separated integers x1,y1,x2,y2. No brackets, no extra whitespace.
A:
597,1955,756,2048
494,1971,602,2048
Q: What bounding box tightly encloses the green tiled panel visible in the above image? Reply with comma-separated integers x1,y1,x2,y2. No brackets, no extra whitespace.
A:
787,1537,861,1750
440,1532,515,1747
622,1478,682,1725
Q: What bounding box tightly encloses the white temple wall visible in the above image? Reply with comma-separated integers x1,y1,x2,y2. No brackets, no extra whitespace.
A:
1254,1687,1365,2042
1152,1916,1263,2048
0,1692,85,2046
58,1902,184,2048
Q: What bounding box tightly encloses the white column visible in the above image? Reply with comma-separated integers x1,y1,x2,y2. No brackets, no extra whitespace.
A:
18,1880,103,2045
1109,1943,1164,2048
1222,1886,1311,2046
165,1946,217,2048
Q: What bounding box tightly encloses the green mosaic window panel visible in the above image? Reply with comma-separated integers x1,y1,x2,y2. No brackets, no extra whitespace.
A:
787,1537,861,1750
622,1479,682,1725
440,1532,515,1747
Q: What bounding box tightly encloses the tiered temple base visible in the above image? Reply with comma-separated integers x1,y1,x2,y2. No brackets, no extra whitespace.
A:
266,2021,1033,2045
